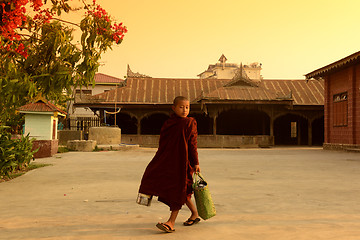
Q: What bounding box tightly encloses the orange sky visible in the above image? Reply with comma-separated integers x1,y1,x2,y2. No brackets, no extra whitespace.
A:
70,0,360,80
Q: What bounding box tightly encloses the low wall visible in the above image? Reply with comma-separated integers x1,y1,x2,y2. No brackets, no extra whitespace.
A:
122,135,160,148
198,135,274,148
32,139,58,158
67,140,97,152
58,130,83,146
121,135,274,148
323,143,360,152
89,126,121,145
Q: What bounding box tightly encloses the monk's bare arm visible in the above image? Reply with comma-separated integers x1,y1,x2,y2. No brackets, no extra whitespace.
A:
188,119,200,170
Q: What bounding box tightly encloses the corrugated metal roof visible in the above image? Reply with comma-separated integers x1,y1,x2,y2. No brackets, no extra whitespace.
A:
261,79,324,105
92,78,229,104
95,73,124,84
19,99,66,114
88,77,324,106
203,86,281,101
305,51,360,79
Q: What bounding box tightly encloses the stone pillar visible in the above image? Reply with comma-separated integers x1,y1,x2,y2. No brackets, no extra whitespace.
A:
137,118,141,135
297,121,301,145
308,119,313,146
213,115,217,136
270,117,274,145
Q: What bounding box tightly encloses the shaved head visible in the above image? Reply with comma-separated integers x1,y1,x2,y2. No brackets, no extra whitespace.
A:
173,96,189,106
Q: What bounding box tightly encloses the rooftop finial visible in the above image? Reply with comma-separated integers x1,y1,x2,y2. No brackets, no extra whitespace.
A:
218,54,227,64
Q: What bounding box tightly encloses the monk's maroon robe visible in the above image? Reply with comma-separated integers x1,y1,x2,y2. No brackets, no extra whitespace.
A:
139,114,199,210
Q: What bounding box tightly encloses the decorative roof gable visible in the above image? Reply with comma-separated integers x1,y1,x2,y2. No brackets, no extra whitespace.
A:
127,65,152,78
223,63,258,87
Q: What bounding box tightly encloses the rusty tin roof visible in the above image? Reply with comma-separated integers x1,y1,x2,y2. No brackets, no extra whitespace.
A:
261,79,324,105
88,77,324,106
91,78,229,104
19,99,67,115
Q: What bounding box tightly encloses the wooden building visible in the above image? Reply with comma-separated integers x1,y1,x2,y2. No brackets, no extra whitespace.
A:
306,51,360,150
74,67,324,148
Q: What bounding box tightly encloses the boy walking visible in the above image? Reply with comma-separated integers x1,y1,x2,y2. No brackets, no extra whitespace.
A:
138,96,201,233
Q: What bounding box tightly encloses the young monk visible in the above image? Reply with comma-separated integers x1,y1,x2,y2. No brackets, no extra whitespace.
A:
138,96,201,233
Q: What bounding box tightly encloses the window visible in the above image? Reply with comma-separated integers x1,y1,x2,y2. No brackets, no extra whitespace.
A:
82,90,92,95
291,122,297,138
75,89,92,95
333,92,348,126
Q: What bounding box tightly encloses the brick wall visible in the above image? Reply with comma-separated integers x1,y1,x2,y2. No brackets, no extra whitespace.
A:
326,64,360,145
355,64,360,144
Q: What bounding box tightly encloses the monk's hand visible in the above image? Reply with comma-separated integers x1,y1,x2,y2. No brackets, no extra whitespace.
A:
194,165,200,173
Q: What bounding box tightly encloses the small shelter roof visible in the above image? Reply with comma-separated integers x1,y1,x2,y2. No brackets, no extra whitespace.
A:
19,98,66,115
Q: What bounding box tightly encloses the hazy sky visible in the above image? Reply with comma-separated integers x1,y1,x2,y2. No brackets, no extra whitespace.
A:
77,0,360,79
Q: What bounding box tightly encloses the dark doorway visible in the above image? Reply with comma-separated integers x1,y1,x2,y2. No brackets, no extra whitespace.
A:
274,114,308,145
217,109,270,135
141,113,169,135
312,116,324,146
105,113,115,126
115,113,138,134
189,113,213,135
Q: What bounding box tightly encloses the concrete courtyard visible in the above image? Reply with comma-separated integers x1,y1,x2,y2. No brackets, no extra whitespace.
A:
0,147,360,240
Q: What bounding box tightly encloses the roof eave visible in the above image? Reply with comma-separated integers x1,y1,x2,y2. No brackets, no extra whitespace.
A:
200,99,293,105
305,50,360,79
19,111,56,115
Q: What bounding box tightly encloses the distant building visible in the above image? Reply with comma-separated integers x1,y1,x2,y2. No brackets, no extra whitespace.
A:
306,51,360,150
198,54,262,81
74,55,324,148
69,73,125,117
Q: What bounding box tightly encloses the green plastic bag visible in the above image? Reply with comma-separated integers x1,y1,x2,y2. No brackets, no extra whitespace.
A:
192,172,216,220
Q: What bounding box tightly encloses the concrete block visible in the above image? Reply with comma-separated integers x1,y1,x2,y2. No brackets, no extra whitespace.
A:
67,140,96,152
32,139,59,158
58,130,83,146
88,127,121,145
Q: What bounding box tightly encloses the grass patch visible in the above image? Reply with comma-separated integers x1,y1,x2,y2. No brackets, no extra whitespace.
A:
0,163,52,183
57,146,69,153
27,163,52,170
93,145,104,151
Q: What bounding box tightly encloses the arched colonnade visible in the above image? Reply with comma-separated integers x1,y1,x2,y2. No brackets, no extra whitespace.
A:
105,107,324,146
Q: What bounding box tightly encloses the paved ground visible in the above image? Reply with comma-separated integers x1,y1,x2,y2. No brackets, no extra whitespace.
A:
0,147,360,240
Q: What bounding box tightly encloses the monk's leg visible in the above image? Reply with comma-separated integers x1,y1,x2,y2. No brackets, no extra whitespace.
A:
185,197,199,220
163,210,179,230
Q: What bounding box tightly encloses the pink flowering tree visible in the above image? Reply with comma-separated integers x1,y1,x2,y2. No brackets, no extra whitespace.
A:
0,0,127,126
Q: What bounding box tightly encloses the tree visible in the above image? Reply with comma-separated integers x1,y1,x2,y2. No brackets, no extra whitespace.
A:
0,0,127,127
